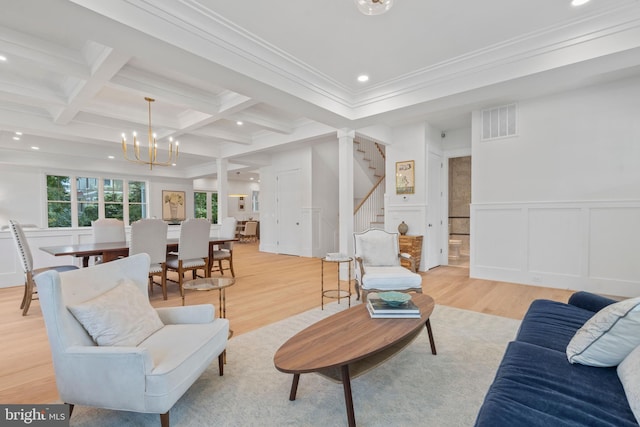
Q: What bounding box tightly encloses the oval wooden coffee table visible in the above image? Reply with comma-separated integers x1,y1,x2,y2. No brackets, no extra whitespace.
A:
274,293,437,427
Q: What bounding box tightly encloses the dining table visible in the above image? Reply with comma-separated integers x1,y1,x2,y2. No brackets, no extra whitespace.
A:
39,236,238,271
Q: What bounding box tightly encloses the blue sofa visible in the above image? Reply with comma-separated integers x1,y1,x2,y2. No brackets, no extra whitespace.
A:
475,291,638,426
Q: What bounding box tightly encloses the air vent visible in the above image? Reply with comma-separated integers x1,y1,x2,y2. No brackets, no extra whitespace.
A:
481,104,517,140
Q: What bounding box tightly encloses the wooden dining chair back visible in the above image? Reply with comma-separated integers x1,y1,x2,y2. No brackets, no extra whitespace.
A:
239,221,258,243
9,219,78,316
166,218,211,296
130,219,169,299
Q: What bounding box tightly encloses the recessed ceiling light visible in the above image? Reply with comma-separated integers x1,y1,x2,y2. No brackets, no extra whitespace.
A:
357,74,369,83
108,155,115,159
0,55,6,62
571,0,590,6
12,137,20,141
15,131,22,135
31,146,39,150
250,177,254,180
236,120,243,126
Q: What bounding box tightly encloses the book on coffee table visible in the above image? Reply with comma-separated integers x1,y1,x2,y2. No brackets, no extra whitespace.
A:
366,302,421,318
367,295,420,314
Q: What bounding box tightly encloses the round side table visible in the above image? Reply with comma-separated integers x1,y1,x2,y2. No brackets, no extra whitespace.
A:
321,256,352,309
182,277,235,326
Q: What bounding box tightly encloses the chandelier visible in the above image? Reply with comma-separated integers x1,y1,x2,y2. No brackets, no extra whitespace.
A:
354,0,394,15
121,97,179,170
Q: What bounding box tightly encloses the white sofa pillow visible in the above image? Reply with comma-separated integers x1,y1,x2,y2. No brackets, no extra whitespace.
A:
68,280,164,346
566,296,640,367
618,345,640,424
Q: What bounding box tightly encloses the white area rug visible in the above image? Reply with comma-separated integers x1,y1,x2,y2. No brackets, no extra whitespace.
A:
70,302,520,426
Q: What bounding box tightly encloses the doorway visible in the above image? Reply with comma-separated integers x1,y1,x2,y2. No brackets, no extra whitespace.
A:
448,156,471,267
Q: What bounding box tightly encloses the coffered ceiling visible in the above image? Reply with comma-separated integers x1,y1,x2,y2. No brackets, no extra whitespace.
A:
1,0,639,179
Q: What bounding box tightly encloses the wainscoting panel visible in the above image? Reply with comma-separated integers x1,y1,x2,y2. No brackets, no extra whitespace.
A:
473,208,523,271
528,208,582,277
589,207,640,283
471,201,640,297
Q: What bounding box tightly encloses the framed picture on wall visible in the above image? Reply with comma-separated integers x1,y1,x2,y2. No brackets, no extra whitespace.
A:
238,196,245,211
396,160,415,194
162,190,186,223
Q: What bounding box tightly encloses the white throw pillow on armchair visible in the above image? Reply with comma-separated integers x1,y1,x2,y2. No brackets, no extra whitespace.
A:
68,280,164,346
618,345,640,424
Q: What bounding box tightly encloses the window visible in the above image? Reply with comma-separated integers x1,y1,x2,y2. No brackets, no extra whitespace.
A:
252,191,259,212
128,181,147,224
77,177,99,226
193,191,218,223
104,179,124,220
46,175,72,227
194,192,207,219
46,175,148,227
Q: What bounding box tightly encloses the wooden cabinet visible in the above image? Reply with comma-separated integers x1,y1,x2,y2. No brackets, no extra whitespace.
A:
399,235,423,272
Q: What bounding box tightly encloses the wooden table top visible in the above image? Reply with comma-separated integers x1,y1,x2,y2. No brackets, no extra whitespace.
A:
274,293,435,374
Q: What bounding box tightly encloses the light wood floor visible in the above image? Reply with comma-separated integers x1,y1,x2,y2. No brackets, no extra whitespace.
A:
0,242,577,404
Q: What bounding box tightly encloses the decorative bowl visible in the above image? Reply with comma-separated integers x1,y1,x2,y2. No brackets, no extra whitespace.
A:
378,291,412,307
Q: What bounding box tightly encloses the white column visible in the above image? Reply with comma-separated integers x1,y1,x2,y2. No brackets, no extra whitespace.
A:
338,129,355,280
216,158,228,223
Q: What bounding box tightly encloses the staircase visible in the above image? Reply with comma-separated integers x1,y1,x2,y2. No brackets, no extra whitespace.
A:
353,137,385,232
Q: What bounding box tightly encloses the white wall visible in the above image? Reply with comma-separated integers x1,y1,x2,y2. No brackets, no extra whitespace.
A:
260,137,339,257
471,76,640,297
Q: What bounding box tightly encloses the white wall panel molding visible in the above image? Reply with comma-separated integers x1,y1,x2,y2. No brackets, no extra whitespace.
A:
471,200,640,297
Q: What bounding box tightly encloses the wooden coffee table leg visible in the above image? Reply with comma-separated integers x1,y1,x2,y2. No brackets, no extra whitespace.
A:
425,318,437,355
341,365,356,427
289,373,300,401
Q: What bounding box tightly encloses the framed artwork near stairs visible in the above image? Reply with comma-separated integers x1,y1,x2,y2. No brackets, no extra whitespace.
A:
396,160,415,194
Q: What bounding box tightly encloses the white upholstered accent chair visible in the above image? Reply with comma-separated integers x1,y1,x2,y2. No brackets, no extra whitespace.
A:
166,218,211,296
91,218,126,264
130,219,169,299
353,228,422,302
35,254,229,427
9,219,78,316
212,217,236,277
239,221,258,243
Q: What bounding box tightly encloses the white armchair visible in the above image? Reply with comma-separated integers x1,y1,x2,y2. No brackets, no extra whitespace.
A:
353,229,423,302
35,253,229,427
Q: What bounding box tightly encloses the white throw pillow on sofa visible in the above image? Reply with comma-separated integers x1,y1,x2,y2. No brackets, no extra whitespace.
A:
618,345,640,424
566,296,640,367
68,280,164,346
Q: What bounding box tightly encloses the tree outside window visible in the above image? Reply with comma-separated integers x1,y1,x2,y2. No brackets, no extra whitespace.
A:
77,177,99,227
193,191,218,223
128,181,147,224
104,179,124,220
47,175,72,227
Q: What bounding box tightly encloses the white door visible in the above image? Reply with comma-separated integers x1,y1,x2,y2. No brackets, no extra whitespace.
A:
276,169,302,256
426,153,443,269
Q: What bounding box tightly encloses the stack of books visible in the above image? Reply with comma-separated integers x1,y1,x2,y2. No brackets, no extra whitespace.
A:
366,295,421,318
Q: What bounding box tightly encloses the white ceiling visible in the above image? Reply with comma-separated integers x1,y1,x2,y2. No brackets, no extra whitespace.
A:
1,0,640,179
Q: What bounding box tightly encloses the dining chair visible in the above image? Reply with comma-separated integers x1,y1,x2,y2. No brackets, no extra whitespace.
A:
8,219,78,316
166,218,211,296
239,221,258,243
212,217,237,277
130,218,169,300
91,218,126,264
353,228,422,303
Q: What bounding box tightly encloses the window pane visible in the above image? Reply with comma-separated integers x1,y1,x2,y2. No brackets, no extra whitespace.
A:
194,192,207,219
78,202,98,226
104,179,124,203
46,175,71,227
211,193,218,224
128,181,147,224
76,177,98,202
47,175,71,201
105,203,123,219
47,202,71,227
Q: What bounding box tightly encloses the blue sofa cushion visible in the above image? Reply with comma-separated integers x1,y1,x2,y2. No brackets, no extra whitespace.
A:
515,299,595,352
475,341,637,427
